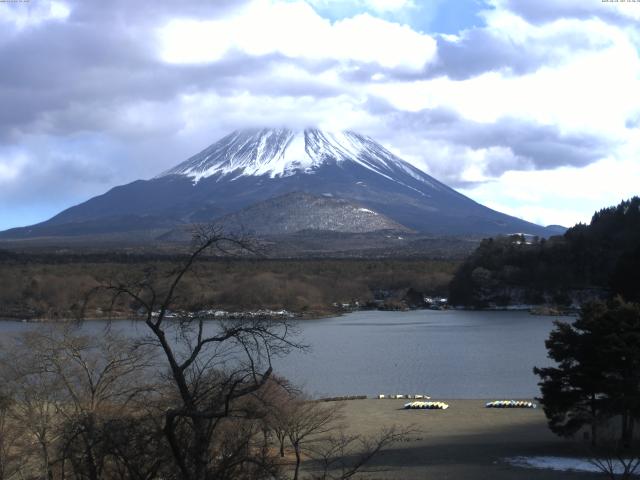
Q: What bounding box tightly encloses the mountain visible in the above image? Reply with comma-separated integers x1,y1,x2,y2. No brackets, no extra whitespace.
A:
180,192,410,237
158,191,409,243
0,128,559,244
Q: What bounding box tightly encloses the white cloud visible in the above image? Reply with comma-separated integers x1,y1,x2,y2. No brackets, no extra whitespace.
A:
460,155,640,226
0,1,70,29
158,0,436,69
370,16,639,136
360,0,416,14
306,0,416,14
176,89,377,140
0,151,27,183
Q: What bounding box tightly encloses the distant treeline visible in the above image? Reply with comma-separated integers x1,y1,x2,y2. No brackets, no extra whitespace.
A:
0,256,458,320
450,197,640,307
0,249,195,265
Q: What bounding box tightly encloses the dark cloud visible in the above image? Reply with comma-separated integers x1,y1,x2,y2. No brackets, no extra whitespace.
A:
429,31,537,79
499,0,639,26
67,0,249,24
378,105,612,176
0,0,348,144
425,28,611,80
340,26,611,83
0,24,300,139
0,134,121,206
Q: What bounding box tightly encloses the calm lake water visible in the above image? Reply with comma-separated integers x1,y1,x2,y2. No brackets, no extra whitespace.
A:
0,310,564,399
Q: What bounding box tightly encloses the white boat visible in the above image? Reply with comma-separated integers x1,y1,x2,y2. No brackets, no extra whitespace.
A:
485,400,536,409
403,401,449,410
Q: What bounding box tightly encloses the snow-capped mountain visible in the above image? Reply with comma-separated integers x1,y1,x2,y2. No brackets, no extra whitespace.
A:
0,128,560,244
159,129,445,194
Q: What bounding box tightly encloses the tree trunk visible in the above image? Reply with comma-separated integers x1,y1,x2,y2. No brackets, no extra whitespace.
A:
163,413,192,480
193,420,210,480
262,428,269,458
621,410,634,449
40,440,54,480
590,394,597,447
292,443,301,480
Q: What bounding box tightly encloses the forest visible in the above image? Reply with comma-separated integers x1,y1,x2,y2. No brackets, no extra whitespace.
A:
449,197,640,308
0,253,457,320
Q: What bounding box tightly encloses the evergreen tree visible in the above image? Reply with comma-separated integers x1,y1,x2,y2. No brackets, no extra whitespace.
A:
534,299,640,447
450,196,640,307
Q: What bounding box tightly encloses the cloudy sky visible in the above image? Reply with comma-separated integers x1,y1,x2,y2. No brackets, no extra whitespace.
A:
1,0,639,230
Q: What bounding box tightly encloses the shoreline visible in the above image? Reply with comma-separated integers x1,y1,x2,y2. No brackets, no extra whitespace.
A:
0,304,576,323
334,398,594,480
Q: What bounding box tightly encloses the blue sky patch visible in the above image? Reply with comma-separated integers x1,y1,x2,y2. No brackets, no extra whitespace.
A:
304,0,492,34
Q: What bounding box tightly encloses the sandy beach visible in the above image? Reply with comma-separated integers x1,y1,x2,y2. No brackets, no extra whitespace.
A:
332,399,600,479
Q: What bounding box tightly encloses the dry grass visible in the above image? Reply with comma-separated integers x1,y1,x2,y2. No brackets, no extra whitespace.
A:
331,399,597,479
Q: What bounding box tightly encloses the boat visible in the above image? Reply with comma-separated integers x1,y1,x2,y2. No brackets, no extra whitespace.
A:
403,401,449,410
485,400,536,408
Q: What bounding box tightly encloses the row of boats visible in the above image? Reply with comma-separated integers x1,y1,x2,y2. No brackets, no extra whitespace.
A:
402,400,538,410
485,400,537,409
404,401,449,410
378,394,430,400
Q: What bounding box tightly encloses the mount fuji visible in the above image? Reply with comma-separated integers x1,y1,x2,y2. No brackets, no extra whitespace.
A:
0,128,561,245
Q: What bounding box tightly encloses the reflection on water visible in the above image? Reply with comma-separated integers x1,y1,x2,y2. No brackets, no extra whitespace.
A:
0,309,562,399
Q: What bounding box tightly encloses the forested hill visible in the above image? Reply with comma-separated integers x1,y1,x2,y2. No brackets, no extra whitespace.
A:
449,197,640,308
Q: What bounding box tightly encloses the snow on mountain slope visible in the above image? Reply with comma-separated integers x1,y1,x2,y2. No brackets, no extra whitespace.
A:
158,128,442,192
0,127,557,241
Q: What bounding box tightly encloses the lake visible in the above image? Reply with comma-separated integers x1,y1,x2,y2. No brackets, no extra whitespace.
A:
0,309,564,399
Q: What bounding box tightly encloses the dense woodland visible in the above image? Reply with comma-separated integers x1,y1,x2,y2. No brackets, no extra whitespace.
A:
449,197,640,308
0,254,457,320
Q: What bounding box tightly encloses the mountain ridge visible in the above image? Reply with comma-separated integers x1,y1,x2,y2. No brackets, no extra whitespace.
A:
0,128,562,245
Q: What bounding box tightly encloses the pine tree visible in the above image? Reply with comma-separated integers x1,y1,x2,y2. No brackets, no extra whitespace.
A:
534,299,640,447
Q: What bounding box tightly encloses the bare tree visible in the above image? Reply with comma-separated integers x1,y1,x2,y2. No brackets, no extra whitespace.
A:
0,333,65,480
281,399,342,480
307,427,408,480
48,331,155,480
588,425,640,480
589,453,640,480
101,225,303,480
0,391,25,480
0,328,155,480
255,376,299,459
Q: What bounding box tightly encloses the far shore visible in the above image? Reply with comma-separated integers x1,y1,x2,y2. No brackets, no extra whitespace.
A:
0,303,578,323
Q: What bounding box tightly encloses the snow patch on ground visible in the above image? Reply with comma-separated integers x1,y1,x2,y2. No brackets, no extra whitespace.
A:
504,456,640,475
357,208,376,214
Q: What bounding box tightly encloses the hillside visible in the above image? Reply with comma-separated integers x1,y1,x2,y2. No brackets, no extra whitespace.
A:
160,192,410,239
449,197,640,307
